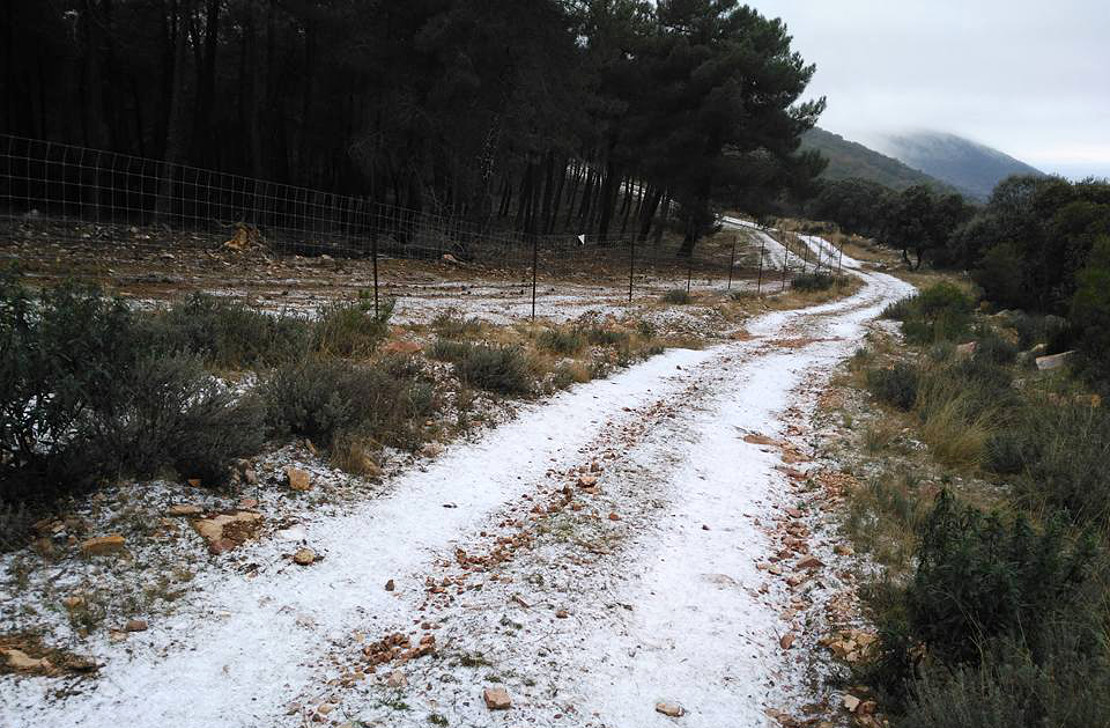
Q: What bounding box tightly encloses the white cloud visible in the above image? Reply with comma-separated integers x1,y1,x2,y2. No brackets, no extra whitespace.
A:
752,0,1110,178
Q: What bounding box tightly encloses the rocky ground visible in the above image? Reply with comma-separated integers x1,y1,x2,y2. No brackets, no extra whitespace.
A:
0,226,908,728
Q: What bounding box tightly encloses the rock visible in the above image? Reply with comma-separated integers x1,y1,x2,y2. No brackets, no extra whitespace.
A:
421,442,445,458
186,478,202,488
555,609,569,619
795,555,824,571
655,702,685,718
483,687,512,710
166,504,204,517
842,694,861,713
285,466,312,491
590,461,602,473
834,544,854,556
125,619,148,632
62,596,84,610
385,670,407,688
243,469,258,485
193,511,264,553
780,633,795,650
785,508,803,518
293,548,317,566
743,434,779,447
608,512,621,521
1036,350,1076,371
385,579,395,591
955,341,977,357
80,535,126,556
3,648,46,672
577,475,598,488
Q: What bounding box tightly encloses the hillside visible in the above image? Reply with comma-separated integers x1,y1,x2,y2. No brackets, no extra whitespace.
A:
876,131,1044,200
802,127,950,191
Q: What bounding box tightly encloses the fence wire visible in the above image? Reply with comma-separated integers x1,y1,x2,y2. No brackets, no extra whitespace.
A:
0,134,824,317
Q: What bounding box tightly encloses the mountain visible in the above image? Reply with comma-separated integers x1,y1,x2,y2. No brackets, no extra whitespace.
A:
801,127,951,192
874,131,1044,201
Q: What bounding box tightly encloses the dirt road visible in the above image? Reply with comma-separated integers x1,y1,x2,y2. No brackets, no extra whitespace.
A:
1,248,913,728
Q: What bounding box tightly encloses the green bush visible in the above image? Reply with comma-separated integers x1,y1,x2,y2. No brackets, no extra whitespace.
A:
431,310,484,338
261,356,435,450
974,243,1027,311
884,283,974,345
1015,403,1110,524
314,293,393,358
662,289,691,305
0,277,266,509
427,338,474,363
454,345,533,396
1071,236,1110,377
791,271,840,292
903,631,1110,728
537,327,585,355
906,492,1096,667
586,326,632,348
141,293,311,369
974,329,1019,365
92,355,265,485
867,363,920,410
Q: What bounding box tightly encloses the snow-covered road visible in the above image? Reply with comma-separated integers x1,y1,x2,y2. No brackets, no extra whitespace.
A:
1,240,913,727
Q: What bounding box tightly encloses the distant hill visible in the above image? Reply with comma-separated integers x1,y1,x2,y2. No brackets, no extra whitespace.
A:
802,127,950,192
875,131,1044,201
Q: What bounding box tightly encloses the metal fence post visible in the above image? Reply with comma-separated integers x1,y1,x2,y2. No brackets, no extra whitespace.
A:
531,232,538,322
756,234,765,295
838,242,845,276
727,235,736,291
628,235,636,303
372,231,380,317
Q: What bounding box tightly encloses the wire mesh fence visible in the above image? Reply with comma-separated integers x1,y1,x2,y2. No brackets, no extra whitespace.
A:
0,134,834,318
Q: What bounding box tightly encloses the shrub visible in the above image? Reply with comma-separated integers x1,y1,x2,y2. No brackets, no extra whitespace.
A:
431,310,484,338
455,345,533,396
586,326,631,348
314,294,393,358
867,363,920,410
906,492,1096,667
884,283,974,345
662,289,691,305
537,327,585,355
903,634,1110,728
1071,236,1110,376
983,429,1031,475
428,338,474,363
974,329,1019,365
261,356,434,450
1015,403,1110,524
791,271,839,292
974,243,1027,311
141,293,311,369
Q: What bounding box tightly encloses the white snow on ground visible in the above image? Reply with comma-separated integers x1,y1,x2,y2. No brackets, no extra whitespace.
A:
1,241,912,728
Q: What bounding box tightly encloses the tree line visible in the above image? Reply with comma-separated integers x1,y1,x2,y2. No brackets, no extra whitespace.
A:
1,0,825,253
812,174,1110,377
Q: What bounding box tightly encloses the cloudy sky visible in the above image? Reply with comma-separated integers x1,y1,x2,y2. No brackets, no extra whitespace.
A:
753,0,1110,178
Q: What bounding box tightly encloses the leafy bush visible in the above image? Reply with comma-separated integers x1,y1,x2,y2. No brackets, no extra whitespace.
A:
586,326,631,348
428,338,474,363
431,310,484,338
0,277,266,507
974,243,1027,311
1014,403,1110,524
867,363,920,410
537,327,585,355
1071,236,1110,377
141,293,311,369
791,271,839,292
261,356,435,450
974,329,1019,365
903,634,1110,728
662,289,691,305
314,294,393,358
884,283,974,345
455,345,534,396
94,355,266,485
906,492,1096,666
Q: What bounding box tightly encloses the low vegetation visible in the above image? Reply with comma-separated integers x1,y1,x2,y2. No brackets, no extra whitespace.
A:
842,282,1110,727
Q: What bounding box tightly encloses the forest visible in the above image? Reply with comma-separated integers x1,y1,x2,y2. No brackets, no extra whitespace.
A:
0,0,825,252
